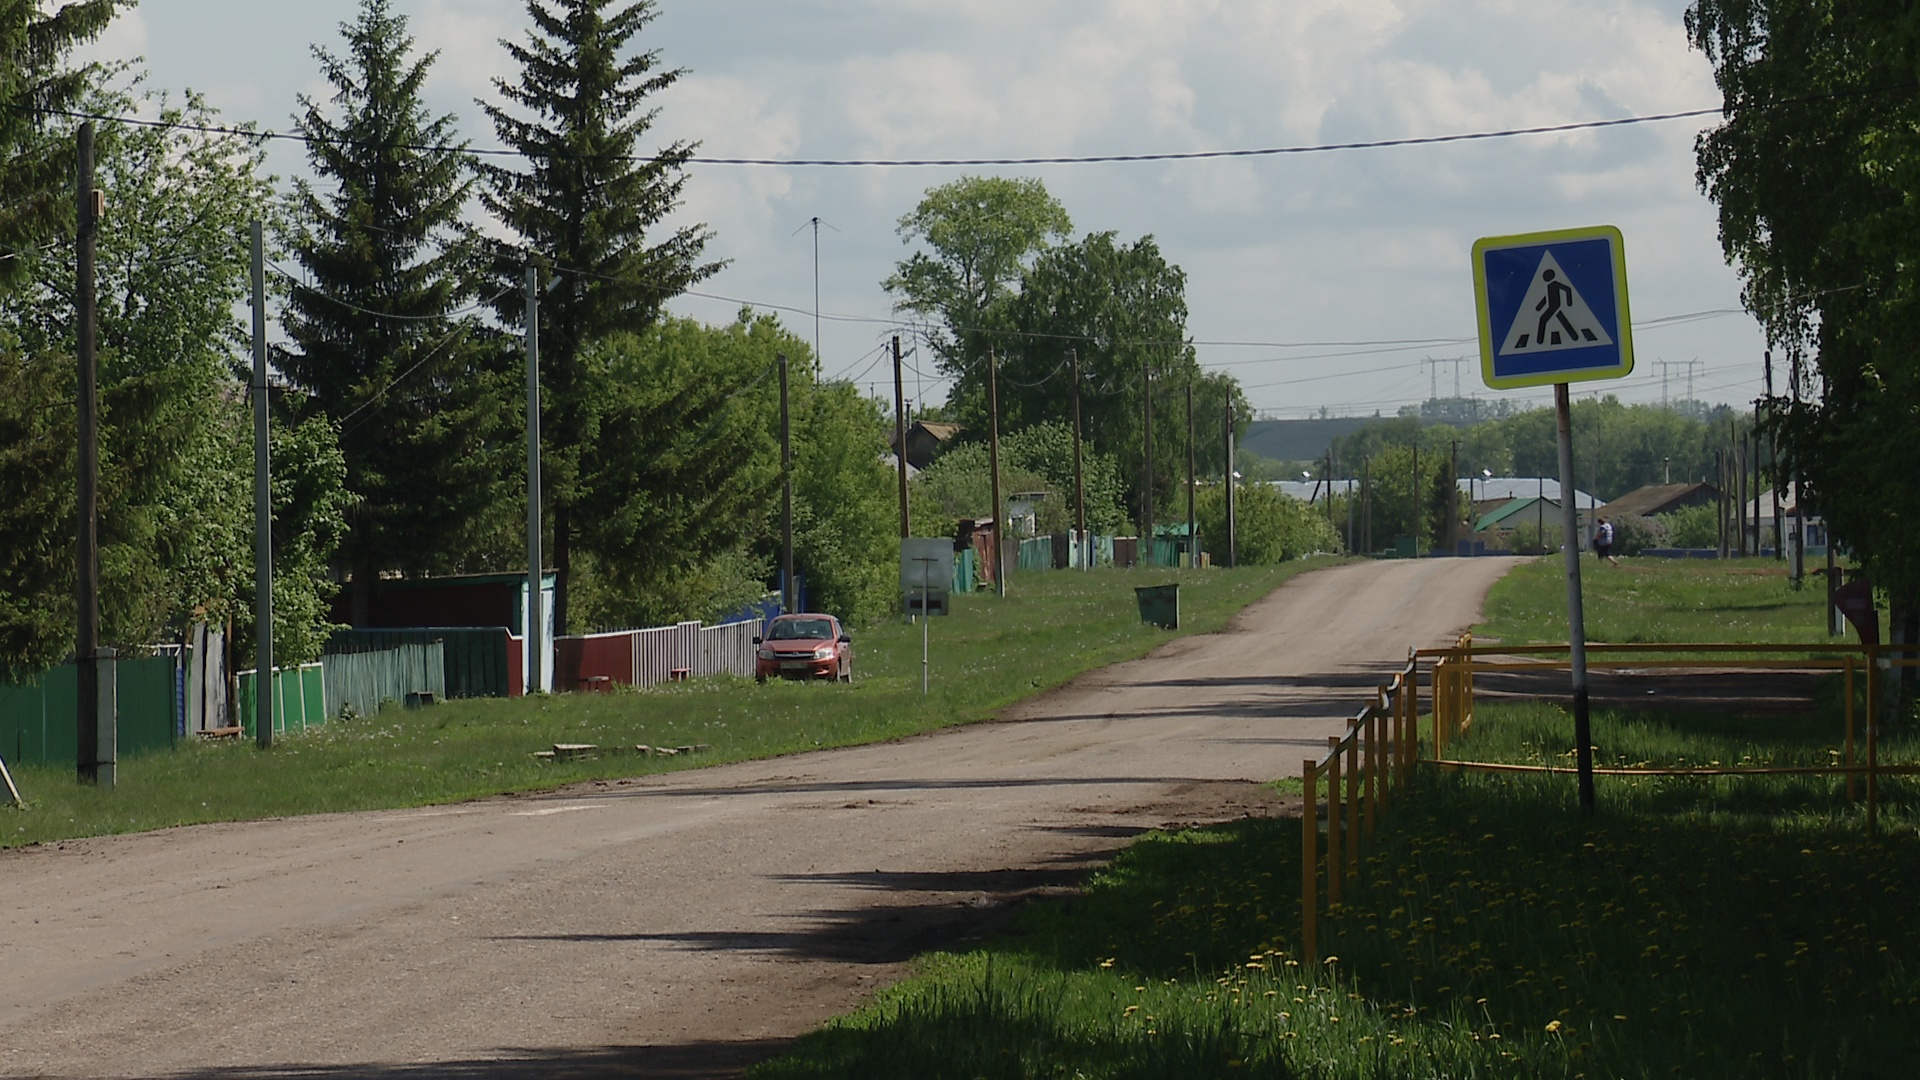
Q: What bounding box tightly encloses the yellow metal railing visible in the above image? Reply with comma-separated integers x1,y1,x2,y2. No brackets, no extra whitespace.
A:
1301,636,1919,962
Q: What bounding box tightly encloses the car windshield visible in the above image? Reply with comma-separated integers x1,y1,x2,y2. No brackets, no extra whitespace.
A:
767,618,833,641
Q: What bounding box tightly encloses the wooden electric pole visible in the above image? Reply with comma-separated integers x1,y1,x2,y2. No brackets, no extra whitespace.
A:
1141,361,1153,559
893,336,909,540
1070,349,1085,569
1185,380,1196,568
779,354,794,611
988,346,1005,596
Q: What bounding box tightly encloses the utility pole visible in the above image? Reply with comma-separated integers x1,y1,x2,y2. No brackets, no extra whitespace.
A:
76,122,102,781
779,354,794,611
251,221,273,750
1450,439,1460,556
1791,350,1804,585
525,263,543,695
792,216,837,370
1325,450,1336,528
893,336,908,540
1070,349,1086,570
1185,379,1196,568
1361,456,1371,554
1141,359,1154,559
1411,443,1421,558
1224,404,1237,568
988,346,1005,596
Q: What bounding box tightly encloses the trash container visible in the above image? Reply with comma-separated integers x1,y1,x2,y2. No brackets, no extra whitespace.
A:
1135,584,1179,629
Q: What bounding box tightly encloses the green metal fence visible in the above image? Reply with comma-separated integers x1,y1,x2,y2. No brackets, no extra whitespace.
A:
235,663,328,738
1,656,180,766
320,643,446,720
327,628,509,698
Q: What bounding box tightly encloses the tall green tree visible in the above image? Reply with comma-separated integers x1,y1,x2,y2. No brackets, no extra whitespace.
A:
2,85,352,671
481,0,721,634
1689,1,1920,627
996,231,1244,529
0,0,119,291
885,175,1071,397
282,0,515,622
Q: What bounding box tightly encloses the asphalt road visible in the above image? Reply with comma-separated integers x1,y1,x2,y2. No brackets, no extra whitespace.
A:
1,557,1518,1079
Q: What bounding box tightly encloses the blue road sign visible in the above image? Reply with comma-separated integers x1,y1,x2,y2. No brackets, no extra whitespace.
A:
1473,225,1633,389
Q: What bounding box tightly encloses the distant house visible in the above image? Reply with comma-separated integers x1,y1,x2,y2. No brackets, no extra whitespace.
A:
892,420,964,470
1598,482,1720,520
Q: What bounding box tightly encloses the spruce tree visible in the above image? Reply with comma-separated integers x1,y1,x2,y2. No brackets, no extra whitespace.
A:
282,0,515,622
0,0,119,291
481,0,720,634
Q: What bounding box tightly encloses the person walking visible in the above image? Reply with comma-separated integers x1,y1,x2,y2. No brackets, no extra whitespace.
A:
1593,515,1620,567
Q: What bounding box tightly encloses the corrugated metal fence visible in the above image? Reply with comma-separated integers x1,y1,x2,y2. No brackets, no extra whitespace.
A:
700,621,759,680
558,619,760,692
321,644,446,719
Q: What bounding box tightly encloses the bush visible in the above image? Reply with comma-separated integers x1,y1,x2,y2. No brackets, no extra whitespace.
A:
1610,514,1665,556
1658,503,1719,548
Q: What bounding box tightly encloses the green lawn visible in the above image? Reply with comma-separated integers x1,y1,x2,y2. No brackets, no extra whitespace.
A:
753,557,1920,1079
2,559,1336,848
1479,555,1835,645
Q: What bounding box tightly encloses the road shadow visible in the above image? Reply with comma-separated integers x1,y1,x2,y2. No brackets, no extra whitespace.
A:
157,1038,794,1080
1473,666,1827,715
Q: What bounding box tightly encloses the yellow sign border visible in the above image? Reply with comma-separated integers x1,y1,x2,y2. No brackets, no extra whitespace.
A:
1473,225,1633,391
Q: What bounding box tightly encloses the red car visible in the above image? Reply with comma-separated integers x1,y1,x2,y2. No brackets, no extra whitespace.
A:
754,614,853,683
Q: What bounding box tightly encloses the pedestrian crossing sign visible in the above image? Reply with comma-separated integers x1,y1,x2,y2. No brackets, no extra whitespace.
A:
1473,225,1633,390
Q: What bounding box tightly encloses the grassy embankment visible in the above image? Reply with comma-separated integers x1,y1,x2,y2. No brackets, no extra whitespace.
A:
2,559,1336,848
753,557,1920,1080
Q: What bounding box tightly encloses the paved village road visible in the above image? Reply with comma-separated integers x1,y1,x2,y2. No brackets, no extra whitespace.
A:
1,557,1518,1079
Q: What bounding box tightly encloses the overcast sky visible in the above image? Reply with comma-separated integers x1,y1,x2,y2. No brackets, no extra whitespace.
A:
86,0,1767,418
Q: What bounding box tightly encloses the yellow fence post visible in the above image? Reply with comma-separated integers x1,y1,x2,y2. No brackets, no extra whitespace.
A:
1345,727,1361,880
1325,737,1343,906
1405,668,1420,776
1845,654,1858,805
1372,704,1386,818
1302,758,1318,965
1867,645,1881,834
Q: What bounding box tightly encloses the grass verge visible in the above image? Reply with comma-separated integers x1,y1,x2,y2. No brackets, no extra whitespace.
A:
1478,555,1835,645
1,560,1337,847
753,696,1920,1080
752,559,1919,1079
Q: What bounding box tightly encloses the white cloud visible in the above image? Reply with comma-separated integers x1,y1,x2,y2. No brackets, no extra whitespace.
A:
119,0,1760,413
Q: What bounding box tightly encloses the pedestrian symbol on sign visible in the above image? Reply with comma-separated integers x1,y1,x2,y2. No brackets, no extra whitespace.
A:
1499,251,1612,356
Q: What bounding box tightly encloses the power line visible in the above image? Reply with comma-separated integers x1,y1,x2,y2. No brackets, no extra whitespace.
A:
14,100,1727,169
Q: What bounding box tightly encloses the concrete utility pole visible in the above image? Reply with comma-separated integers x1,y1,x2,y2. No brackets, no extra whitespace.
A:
1185,380,1196,568
779,354,795,611
251,221,273,750
76,122,102,781
525,262,544,695
988,347,1005,596
893,336,908,540
1070,349,1086,569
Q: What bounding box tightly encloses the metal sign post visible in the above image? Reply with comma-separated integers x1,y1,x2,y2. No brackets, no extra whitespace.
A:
1474,224,1634,814
900,538,955,696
